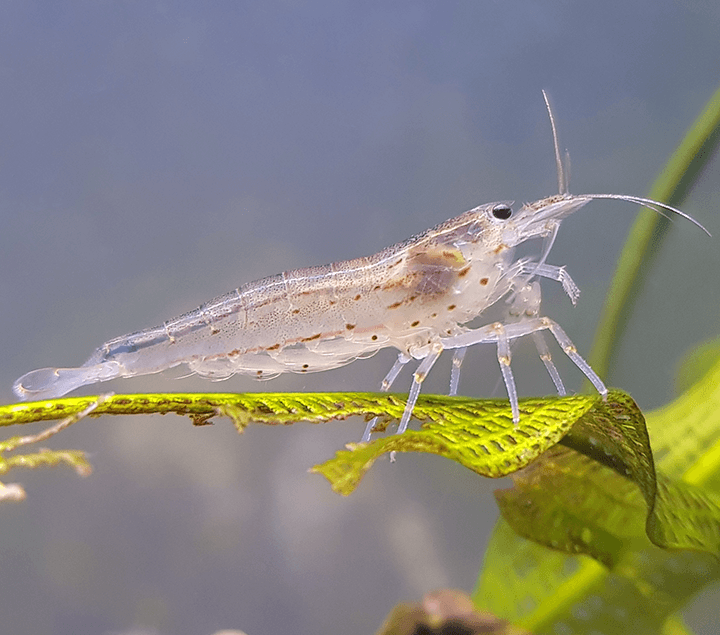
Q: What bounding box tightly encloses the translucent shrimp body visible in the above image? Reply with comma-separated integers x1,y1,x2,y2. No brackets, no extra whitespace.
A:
13,199,550,400
13,96,708,439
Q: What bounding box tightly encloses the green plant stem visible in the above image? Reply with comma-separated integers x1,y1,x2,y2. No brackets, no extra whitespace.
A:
589,83,720,380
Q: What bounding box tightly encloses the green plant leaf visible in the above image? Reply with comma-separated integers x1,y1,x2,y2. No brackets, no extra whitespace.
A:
495,446,646,568
474,351,720,634
663,615,697,635
497,446,720,563
0,391,596,431
0,390,603,498
476,516,717,635
674,335,720,397
312,392,605,495
645,345,720,484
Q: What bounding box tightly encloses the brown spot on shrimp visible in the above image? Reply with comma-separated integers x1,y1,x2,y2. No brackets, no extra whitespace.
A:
479,277,489,286
405,245,468,295
301,333,323,342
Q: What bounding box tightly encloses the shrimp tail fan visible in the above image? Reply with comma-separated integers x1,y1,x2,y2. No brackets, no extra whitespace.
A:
13,362,121,401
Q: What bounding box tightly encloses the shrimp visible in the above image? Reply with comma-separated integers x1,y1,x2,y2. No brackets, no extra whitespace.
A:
13,92,709,441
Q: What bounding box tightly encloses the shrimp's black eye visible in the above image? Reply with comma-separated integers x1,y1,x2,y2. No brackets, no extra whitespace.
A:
491,203,512,220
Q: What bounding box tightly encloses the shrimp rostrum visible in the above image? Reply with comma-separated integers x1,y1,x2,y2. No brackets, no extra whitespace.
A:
13,94,708,440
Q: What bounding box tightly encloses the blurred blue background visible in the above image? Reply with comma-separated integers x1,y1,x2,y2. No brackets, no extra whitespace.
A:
1,2,719,634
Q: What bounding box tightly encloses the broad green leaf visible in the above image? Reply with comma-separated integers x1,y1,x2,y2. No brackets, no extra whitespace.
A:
495,447,645,568
648,351,720,483
474,351,720,634
0,392,425,428
0,391,597,434
478,517,718,635
0,390,602,498
663,615,697,635
312,393,603,495
675,335,720,397
497,446,720,562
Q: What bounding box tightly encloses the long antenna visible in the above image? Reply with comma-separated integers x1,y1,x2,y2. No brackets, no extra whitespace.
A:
542,90,567,195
